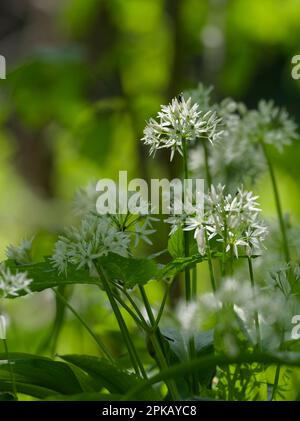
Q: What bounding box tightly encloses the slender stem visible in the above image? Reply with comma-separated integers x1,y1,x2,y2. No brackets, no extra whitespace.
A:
154,283,171,329
260,141,290,262
113,293,149,331
96,264,147,379
221,217,228,277
116,284,148,326
271,365,281,401
54,289,113,362
139,285,180,399
192,267,197,296
3,339,18,400
205,230,216,292
139,285,156,325
247,257,261,349
203,140,212,188
149,332,179,400
182,140,191,302
260,141,290,398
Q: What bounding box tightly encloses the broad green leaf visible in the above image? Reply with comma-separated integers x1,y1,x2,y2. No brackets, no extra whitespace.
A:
161,328,215,395
5,260,99,297
46,392,122,401
99,253,159,288
0,380,58,399
157,255,203,280
5,252,159,296
60,354,159,399
0,353,83,398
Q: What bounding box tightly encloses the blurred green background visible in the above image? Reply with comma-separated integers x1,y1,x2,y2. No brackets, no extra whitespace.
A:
0,0,299,357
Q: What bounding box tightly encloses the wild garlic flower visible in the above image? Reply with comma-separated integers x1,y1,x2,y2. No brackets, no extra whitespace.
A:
109,211,157,247
6,238,33,264
142,96,223,160
0,264,32,298
73,182,99,215
184,83,213,112
188,96,298,188
184,184,268,258
73,184,157,248
51,214,131,274
245,100,298,151
177,277,295,351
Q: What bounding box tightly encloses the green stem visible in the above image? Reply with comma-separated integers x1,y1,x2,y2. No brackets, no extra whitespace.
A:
139,285,179,399
149,332,179,400
113,292,149,331
247,258,261,349
96,264,147,379
260,141,290,399
154,283,171,329
192,266,197,296
260,141,290,262
203,140,212,188
205,230,216,292
116,285,148,326
182,140,191,302
221,218,228,277
3,339,18,400
271,365,281,401
54,289,113,362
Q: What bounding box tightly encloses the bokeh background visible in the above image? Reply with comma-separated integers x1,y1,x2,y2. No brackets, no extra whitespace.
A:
0,0,299,358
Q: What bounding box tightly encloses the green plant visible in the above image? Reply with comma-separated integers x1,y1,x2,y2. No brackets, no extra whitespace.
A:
0,85,300,401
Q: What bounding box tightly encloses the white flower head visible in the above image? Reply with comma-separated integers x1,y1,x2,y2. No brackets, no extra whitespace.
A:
142,96,223,160
184,184,268,258
6,238,33,264
245,100,298,152
0,264,32,298
51,214,131,275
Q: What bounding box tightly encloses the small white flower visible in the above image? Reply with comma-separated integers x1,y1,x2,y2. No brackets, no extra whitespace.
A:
142,96,223,160
6,238,33,264
0,264,32,298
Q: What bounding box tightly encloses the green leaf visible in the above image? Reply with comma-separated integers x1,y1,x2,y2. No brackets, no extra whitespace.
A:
46,392,122,401
168,228,185,258
60,354,159,399
0,380,58,399
5,260,99,297
99,253,159,288
0,353,83,398
5,253,159,296
157,255,203,280
123,351,300,400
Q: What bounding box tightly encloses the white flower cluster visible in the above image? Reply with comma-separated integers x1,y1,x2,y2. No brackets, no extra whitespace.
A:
52,182,158,275
177,277,296,352
188,93,298,188
245,100,298,151
167,184,267,258
0,264,32,298
51,214,131,274
6,238,33,264
142,96,223,160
